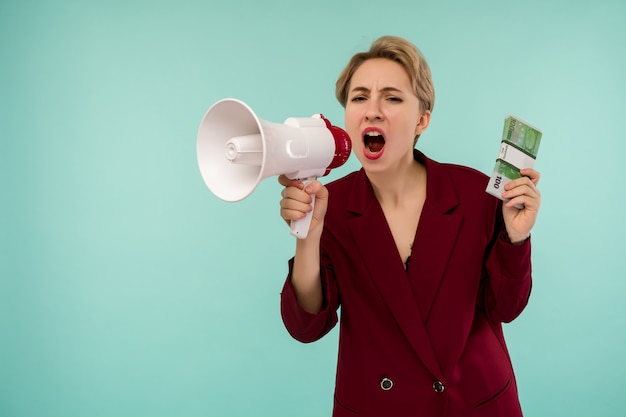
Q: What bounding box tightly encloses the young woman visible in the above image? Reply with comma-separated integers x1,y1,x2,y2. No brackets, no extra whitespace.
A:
278,35,541,417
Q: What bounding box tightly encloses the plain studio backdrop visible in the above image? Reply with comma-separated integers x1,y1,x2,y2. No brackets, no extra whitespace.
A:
1,0,625,416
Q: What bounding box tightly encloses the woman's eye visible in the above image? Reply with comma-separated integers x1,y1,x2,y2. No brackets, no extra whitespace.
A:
388,96,402,102
351,96,366,102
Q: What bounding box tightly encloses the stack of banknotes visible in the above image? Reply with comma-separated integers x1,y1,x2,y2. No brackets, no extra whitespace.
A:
485,115,542,207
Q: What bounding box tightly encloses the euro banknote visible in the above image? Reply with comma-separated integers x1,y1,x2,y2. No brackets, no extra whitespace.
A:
485,115,542,206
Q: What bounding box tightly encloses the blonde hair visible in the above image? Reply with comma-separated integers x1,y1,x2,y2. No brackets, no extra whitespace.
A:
335,36,435,114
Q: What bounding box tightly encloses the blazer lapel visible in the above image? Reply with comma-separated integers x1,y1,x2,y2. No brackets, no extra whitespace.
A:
407,165,462,321
346,168,444,379
345,153,463,379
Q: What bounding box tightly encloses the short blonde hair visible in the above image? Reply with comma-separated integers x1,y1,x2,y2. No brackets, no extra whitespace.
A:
335,36,435,114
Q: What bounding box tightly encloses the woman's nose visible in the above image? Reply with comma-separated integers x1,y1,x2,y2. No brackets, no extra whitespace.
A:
364,101,383,121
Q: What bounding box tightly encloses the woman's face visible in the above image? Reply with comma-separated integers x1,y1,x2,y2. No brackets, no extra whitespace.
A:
345,58,428,174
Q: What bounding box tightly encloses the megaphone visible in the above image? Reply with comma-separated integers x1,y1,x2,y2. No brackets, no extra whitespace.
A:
197,98,352,239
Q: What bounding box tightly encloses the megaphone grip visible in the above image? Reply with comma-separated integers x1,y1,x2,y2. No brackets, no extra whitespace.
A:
289,177,316,239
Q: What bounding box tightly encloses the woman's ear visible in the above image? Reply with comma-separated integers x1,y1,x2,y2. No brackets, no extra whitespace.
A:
414,110,431,136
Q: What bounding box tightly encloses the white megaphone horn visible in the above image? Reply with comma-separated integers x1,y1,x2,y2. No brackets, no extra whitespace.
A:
197,98,352,239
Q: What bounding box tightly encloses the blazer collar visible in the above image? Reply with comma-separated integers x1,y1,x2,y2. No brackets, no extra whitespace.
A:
346,150,462,378
346,150,460,215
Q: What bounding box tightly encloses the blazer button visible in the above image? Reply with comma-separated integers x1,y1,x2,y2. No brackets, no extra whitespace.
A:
380,377,393,391
433,380,445,393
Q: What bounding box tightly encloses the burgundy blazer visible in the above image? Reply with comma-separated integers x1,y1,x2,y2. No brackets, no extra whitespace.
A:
281,151,532,417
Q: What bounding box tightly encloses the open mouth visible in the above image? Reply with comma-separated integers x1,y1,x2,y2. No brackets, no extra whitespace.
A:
363,130,385,159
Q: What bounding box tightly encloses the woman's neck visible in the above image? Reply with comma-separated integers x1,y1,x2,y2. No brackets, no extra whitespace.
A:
368,158,426,208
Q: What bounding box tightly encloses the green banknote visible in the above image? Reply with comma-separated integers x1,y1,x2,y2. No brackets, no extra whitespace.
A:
486,115,542,205
501,115,542,158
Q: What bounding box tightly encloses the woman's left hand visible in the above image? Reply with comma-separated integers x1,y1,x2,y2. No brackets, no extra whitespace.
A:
501,168,541,244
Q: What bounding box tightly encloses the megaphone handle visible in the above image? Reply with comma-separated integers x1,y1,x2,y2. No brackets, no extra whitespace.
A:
290,177,316,239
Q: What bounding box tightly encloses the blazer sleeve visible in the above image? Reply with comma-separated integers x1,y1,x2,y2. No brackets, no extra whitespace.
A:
480,205,533,324
280,255,340,343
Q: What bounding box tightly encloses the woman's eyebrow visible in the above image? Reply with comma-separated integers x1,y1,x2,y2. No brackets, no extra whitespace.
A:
349,86,403,94
349,86,369,94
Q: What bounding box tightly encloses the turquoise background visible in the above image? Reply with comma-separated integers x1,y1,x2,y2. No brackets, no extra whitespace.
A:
2,0,625,416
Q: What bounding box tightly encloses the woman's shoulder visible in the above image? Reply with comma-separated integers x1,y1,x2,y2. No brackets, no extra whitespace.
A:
423,154,497,210
423,151,489,187
440,161,489,184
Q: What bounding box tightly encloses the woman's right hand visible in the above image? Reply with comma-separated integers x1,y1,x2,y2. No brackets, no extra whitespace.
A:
278,175,326,313
278,175,328,239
